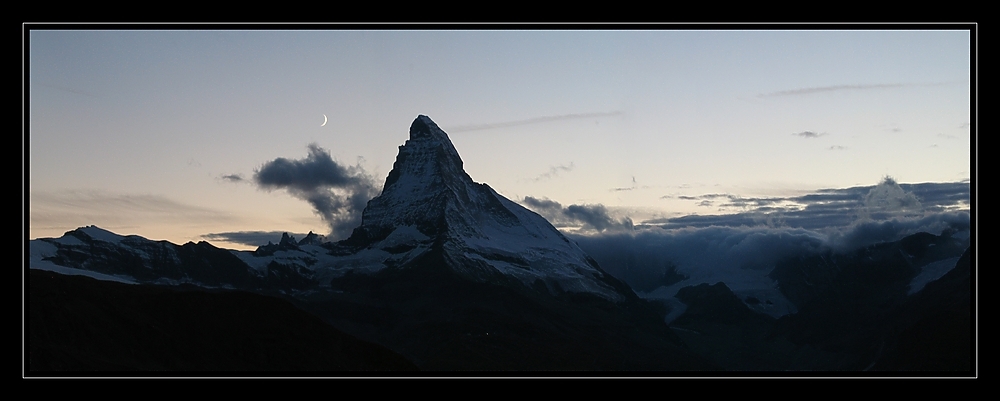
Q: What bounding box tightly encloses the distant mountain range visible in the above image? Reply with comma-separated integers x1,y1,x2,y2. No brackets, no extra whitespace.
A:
26,116,974,375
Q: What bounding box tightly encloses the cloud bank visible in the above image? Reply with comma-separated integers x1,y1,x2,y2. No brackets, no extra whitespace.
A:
651,178,969,231
554,179,970,319
253,143,380,240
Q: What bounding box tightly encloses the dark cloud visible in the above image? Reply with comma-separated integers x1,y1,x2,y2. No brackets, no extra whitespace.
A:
792,131,827,139
522,196,632,233
522,196,563,211
253,143,380,240
450,111,623,132
565,204,632,232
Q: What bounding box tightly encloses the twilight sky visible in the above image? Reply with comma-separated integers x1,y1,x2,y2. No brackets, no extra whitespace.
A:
27,27,973,250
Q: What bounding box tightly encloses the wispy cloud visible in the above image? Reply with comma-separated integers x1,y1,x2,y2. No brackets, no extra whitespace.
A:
758,81,964,98
220,174,245,182
792,131,827,139
449,111,623,133
532,162,575,182
29,189,239,230
758,83,906,98
611,176,646,192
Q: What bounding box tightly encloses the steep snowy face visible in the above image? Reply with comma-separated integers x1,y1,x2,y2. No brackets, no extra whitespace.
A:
345,115,625,301
350,115,519,242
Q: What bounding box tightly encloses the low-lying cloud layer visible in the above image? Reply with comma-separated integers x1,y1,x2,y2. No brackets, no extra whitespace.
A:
253,143,380,240
649,178,968,231
563,178,971,318
202,231,312,248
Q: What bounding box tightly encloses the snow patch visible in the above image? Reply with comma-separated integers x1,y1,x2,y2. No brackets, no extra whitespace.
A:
908,256,961,295
29,263,138,285
78,225,125,244
52,235,85,246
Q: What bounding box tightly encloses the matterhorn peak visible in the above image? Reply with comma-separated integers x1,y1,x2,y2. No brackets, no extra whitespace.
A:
379,115,470,193
341,115,627,301
410,115,451,143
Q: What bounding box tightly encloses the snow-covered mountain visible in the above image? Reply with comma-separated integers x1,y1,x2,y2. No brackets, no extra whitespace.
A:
29,115,631,302
27,115,973,372
340,115,626,300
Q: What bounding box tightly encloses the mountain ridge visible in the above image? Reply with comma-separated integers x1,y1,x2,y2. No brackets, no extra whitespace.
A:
28,115,712,371
26,115,973,373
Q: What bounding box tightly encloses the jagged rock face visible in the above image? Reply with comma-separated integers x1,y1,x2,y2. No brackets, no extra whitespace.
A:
350,115,514,241
345,115,626,301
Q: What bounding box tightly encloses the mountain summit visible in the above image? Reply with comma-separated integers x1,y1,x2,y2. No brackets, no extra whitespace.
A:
344,115,628,301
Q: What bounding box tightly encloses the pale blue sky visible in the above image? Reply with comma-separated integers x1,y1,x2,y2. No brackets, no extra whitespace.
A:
27,27,973,249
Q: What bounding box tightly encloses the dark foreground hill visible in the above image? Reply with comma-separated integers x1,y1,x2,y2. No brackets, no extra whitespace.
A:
27,269,417,374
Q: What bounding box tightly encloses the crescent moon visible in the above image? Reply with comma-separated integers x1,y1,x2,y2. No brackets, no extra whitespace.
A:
321,114,328,127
